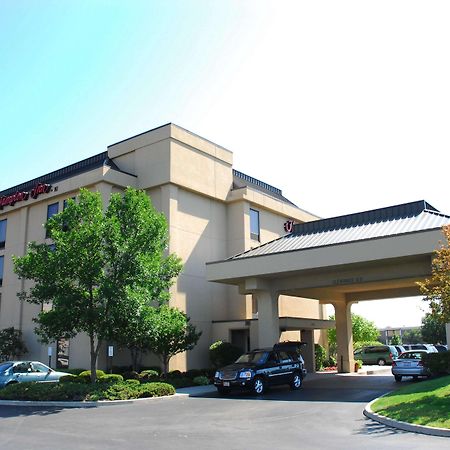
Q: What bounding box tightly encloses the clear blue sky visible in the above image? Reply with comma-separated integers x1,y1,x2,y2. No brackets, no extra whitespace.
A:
2,1,450,327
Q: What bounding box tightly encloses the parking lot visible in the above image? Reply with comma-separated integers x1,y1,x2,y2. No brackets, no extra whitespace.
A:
0,372,447,449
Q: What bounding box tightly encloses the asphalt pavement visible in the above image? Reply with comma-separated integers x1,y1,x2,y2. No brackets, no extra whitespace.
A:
0,370,448,449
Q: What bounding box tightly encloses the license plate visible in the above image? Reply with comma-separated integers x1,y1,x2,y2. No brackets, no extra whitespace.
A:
223,382,230,387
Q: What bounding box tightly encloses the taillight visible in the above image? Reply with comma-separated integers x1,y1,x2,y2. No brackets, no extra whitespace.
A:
389,353,393,359
392,361,396,367
418,361,423,366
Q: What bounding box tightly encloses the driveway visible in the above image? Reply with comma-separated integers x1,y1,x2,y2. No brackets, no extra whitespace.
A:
0,372,447,449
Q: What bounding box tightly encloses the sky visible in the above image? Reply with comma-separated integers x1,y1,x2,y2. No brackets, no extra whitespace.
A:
2,0,449,328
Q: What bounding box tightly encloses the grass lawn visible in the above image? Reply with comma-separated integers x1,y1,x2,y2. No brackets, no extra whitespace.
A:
371,375,450,429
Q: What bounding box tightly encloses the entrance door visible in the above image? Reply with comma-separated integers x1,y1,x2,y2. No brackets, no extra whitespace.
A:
231,329,250,353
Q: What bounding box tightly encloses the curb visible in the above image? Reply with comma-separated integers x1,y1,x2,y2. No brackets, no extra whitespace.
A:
364,396,450,438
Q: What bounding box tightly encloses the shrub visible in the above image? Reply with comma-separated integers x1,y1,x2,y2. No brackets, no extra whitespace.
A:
0,380,175,402
122,371,140,380
99,374,124,383
141,366,162,375
192,376,210,386
355,359,363,370
59,374,79,383
125,378,140,385
185,369,203,378
422,351,450,375
140,370,159,381
314,343,326,371
78,370,106,383
323,355,336,368
65,368,86,376
167,370,183,378
209,341,242,368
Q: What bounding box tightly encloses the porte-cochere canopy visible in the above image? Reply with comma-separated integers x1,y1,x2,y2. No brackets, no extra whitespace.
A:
206,200,450,372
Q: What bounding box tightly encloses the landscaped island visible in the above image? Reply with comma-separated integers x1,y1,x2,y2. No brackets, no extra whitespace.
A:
371,375,450,429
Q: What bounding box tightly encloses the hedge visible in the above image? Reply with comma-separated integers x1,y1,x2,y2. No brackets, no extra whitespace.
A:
422,351,450,375
0,380,175,401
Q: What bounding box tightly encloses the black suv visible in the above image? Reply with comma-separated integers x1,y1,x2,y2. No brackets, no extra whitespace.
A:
213,342,307,395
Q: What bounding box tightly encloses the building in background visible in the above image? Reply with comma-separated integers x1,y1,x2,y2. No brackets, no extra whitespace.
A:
0,123,330,371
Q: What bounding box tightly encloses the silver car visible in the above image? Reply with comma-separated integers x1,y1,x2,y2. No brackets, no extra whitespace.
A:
0,361,67,388
391,350,431,382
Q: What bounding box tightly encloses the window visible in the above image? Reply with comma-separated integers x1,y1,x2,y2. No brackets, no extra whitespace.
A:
46,202,59,238
0,220,6,249
63,197,76,210
250,208,260,241
0,255,3,286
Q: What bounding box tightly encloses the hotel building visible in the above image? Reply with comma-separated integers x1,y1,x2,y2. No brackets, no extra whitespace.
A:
0,123,330,371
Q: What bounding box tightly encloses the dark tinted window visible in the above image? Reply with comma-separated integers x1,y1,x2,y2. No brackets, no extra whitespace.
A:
0,255,4,286
235,351,268,365
366,347,387,354
278,351,292,363
0,219,6,249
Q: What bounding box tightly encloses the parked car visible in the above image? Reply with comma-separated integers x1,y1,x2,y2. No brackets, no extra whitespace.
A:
391,350,431,382
353,345,398,366
214,342,307,395
394,345,406,355
402,344,438,352
434,344,448,353
0,361,67,388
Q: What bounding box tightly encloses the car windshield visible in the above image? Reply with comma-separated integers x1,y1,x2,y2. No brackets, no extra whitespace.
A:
235,351,268,365
0,362,13,373
399,352,425,360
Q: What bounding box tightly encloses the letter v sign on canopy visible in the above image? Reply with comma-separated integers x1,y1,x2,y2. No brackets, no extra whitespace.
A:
0,183,52,210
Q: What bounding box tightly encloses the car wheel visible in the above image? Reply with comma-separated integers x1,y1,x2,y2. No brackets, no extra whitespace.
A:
290,373,303,390
217,386,230,395
377,358,386,366
252,377,265,395
394,375,402,382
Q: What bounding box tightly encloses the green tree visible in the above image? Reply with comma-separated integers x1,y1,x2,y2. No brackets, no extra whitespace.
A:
0,327,28,359
421,312,446,344
418,224,450,324
146,305,201,376
402,328,422,344
328,313,380,354
14,188,182,382
390,334,402,345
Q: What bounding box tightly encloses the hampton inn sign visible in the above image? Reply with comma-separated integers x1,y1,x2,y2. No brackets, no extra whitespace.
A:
0,183,52,210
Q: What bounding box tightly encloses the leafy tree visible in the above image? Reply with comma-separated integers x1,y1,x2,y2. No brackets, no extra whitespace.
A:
0,327,28,360
418,224,450,324
390,334,402,345
402,328,422,344
209,341,242,368
146,305,201,376
421,312,446,344
14,188,182,382
328,313,380,355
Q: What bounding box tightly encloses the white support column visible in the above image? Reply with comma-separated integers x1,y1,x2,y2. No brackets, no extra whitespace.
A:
333,301,355,373
446,323,450,348
254,290,280,348
301,329,315,373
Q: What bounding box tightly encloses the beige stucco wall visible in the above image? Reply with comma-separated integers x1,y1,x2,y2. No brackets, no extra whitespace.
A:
0,123,327,372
